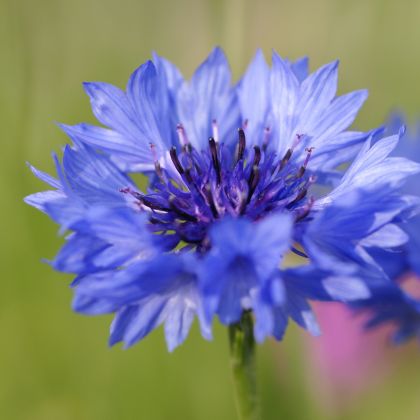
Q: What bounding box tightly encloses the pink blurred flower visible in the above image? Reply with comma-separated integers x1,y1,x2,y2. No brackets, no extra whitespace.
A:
304,302,392,411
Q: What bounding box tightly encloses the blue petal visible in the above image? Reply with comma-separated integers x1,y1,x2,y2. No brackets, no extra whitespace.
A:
121,296,168,348
270,51,299,153
81,207,150,246
297,60,339,132
177,47,239,149
24,190,65,213
272,308,289,340
308,128,382,170
207,213,292,281
307,188,416,273
322,276,370,301
290,56,309,82
109,306,138,346
253,275,287,342
53,233,108,273
61,144,133,205
27,163,61,189
308,90,368,143
60,123,154,172
361,224,409,248
74,253,208,349
286,292,320,336
368,246,409,280
283,265,372,302
152,52,183,91
200,214,292,324
216,257,258,324
127,60,173,151
332,135,420,195
164,291,198,352
83,81,140,138
237,49,270,144
406,215,420,275
39,194,85,232
72,294,119,314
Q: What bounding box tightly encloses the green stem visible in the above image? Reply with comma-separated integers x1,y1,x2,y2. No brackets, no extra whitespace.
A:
228,311,260,420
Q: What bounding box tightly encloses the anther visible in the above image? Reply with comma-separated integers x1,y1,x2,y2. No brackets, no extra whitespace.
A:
286,188,308,208
297,166,305,178
247,165,260,203
279,149,293,171
139,196,171,212
295,188,308,202
179,140,197,172
183,143,193,154
170,147,185,175
238,190,248,215
235,128,246,163
253,146,261,167
149,217,161,225
169,196,197,222
184,167,194,184
204,183,219,218
209,137,222,185
297,147,314,178
291,246,308,258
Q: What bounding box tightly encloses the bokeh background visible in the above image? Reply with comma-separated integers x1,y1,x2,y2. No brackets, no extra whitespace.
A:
2,0,420,419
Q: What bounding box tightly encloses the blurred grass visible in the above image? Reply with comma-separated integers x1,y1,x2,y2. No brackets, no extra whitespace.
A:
2,0,420,419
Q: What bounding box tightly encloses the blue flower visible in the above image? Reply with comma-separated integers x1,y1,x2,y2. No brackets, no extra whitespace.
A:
25,48,420,350
382,114,420,277
360,114,420,279
345,113,420,343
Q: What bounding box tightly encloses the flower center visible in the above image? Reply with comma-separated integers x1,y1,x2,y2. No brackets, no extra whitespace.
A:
121,126,315,251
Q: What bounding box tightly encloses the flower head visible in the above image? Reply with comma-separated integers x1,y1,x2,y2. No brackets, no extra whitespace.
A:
350,114,420,344
25,48,420,350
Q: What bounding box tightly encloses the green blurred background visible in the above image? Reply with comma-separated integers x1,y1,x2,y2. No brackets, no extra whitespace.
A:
2,0,420,418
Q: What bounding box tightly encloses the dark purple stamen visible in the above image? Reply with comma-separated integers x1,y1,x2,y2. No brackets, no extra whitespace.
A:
184,168,194,184
291,246,308,258
253,146,261,167
297,147,314,178
170,147,184,175
183,143,193,154
209,137,222,185
204,183,219,218
236,128,246,163
247,165,260,203
279,149,293,171
169,196,197,222
286,188,308,208
139,196,171,212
